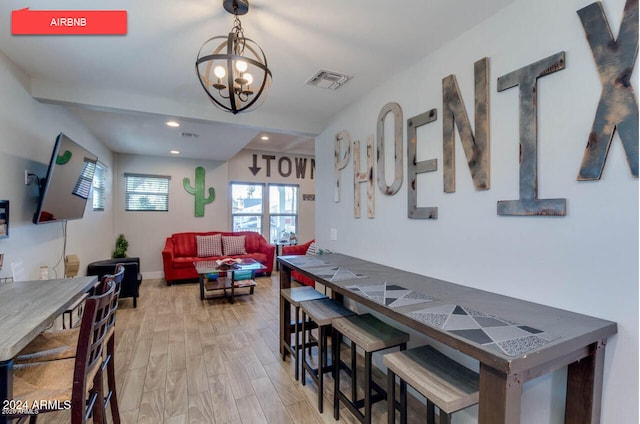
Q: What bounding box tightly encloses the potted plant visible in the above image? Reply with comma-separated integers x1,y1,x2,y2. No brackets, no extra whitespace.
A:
112,234,129,258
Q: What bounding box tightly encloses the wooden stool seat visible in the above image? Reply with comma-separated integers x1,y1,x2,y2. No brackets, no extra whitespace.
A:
280,286,328,306
332,313,410,352
280,286,328,380
299,298,356,412
332,313,410,424
301,298,355,326
384,345,479,423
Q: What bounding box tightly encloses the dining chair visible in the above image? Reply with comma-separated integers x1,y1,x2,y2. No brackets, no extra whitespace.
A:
13,265,125,423
14,265,123,364
7,279,117,424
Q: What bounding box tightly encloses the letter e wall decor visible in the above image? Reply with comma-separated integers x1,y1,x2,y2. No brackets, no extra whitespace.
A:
407,109,439,219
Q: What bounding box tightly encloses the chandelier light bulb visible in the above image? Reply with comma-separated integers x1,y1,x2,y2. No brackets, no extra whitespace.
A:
244,73,253,85
235,60,248,73
214,66,226,79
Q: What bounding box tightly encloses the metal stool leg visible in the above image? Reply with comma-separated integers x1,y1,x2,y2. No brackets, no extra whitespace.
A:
333,328,341,420
294,306,300,381
427,400,436,424
438,408,452,424
301,310,307,385
400,378,407,424
364,351,372,424
351,342,357,403
387,368,396,424
318,325,325,413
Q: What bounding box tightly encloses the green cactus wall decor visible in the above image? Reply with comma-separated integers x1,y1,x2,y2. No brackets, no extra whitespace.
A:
56,150,72,165
183,166,215,217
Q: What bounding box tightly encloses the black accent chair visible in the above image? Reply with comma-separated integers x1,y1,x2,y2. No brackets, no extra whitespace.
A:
87,257,142,308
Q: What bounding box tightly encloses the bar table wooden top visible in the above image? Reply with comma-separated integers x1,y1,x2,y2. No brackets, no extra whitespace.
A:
278,253,616,424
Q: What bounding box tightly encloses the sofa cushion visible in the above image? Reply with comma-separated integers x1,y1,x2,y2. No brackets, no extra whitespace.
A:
223,235,247,255
243,233,259,253
306,242,317,256
196,234,222,257
172,233,198,257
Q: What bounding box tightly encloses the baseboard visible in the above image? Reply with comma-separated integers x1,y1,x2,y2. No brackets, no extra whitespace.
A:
142,270,164,280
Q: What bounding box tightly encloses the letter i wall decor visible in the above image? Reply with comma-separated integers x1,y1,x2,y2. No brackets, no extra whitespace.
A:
183,166,215,217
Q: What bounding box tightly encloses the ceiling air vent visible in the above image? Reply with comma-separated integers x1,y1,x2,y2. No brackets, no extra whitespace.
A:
180,132,199,139
305,69,353,90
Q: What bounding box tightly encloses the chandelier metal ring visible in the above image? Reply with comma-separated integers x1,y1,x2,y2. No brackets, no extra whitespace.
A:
195,0,271,114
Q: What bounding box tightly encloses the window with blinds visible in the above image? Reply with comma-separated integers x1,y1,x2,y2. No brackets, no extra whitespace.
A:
125,173,170,211
92,162,107,211
73,160,97,200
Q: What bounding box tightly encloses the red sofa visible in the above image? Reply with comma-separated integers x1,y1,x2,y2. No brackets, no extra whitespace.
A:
282,239,316,288
162,231,275,285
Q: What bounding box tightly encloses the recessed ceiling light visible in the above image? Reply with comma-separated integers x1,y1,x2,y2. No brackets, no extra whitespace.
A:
261,135,269,141
170,150,180,155
166,121,180,128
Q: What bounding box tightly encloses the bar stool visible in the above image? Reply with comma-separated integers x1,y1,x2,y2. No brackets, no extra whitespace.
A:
299,298,356,412
332,313,410,424
280,286,328,380
384,345,479,424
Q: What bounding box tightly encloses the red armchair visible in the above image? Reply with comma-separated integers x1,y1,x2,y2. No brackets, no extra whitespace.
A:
282,239,316,287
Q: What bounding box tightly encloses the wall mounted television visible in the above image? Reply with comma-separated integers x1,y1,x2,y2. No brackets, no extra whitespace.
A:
33,133,98,224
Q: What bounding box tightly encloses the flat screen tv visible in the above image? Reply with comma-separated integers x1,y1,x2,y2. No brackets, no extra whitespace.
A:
33,133,98,224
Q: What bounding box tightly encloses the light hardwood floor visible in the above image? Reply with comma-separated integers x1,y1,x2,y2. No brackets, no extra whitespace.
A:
37,274,426,424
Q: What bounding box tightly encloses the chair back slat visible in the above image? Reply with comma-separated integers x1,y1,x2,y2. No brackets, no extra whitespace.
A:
71,278,117,423
101,264,125,330
111,263,125,310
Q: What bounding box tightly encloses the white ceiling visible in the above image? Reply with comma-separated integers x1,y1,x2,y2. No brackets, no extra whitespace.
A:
0,0,517,160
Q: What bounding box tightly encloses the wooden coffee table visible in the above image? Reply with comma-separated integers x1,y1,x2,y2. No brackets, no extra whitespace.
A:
194,258,265,303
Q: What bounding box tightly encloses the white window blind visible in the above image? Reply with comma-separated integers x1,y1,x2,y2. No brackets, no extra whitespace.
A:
92,162,107,211
73,160,97,200
125,173,170,211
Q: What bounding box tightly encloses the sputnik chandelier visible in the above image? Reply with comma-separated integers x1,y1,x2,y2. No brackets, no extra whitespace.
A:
195,0,271,114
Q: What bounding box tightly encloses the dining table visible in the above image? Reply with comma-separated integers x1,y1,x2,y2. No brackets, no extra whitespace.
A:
0,276,97,424
278,253,617,424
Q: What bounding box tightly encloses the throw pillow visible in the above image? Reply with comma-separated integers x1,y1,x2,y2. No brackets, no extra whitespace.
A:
222,235,247,256
306,242,317,256
196,234,223,257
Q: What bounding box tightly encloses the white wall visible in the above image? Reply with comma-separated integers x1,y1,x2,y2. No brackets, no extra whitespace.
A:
0,49,114,281
114,154,228,277
315,0,638,422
